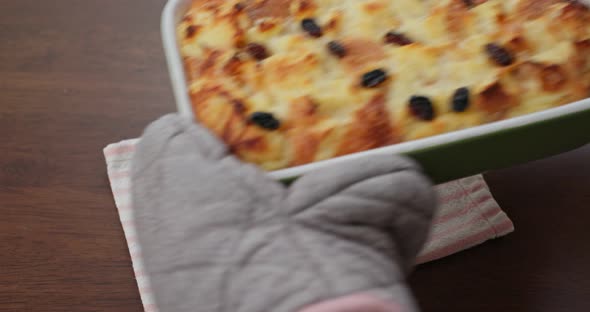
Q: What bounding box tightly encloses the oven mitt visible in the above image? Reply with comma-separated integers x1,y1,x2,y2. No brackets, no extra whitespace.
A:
131,114,437,312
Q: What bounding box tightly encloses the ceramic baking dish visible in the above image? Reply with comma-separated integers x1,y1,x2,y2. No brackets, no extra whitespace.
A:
161,0,590,183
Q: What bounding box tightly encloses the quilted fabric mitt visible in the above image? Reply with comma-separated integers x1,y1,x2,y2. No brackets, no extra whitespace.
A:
131,114,437,312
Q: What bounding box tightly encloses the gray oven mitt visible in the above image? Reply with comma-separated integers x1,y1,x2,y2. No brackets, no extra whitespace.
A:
131,114,437,312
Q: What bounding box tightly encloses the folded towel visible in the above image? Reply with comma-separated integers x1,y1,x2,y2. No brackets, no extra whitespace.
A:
104,139,513,312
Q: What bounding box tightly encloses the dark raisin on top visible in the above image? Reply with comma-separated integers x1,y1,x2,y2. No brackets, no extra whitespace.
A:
485,43,515,66
409,96,435,121
384,31,413,46
246,43,269,61
361,69,389,88
451,87,470,112
463,0,487,8
249,112,281,130
234,2,245,11
301,18,323,38
327,41,347,58
462,0,475,8
185,25,198,39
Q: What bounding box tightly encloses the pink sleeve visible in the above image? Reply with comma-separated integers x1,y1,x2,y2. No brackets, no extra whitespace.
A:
297,294,404,312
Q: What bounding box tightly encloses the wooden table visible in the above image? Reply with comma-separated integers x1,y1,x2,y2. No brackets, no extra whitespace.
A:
1,1,589,311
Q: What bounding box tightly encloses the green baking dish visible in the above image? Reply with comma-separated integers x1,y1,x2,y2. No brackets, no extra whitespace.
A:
161,0,590,184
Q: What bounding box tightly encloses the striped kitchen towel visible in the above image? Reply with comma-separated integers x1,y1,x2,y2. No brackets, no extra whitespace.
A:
104,139,514,312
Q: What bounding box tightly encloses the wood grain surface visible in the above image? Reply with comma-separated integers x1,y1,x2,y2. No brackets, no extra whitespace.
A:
1,1,589,311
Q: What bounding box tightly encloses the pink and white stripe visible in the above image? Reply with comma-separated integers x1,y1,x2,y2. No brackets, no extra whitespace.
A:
104,139,514,312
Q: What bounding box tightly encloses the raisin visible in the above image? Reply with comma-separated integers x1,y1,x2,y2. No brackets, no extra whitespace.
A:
249,112,281,130
301,18,323,38
185,25,198,39
246,43,269,61
485,43,514,66
463,0,487,7
327,41,347,58
409,96,435,121
384,31,413,46
361,69,389,88
234,2,245,11
451,87,470,112
462,0,474,8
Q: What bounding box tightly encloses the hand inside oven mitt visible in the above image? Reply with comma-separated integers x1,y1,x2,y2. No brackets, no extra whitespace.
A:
131,114,437,312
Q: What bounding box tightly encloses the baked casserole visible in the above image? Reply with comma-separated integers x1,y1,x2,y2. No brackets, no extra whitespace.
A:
177,0,590,170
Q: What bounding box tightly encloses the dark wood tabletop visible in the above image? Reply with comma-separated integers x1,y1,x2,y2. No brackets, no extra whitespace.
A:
1,1,589,311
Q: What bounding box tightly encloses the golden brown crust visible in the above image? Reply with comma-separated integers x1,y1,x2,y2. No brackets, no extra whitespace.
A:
243,0,293,20
517,0,562,20
288,131,322,165
504,36,530,57
341,38,387,72
337,93,399,156
285,97,327,165
476,82,516,117
540,64,568,92
447,3,466,27
575,40,590,91
179,0,590,170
